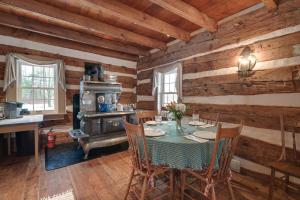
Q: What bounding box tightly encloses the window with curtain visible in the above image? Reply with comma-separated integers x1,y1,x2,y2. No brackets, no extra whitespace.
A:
17,60,58,113
152,62,182,111
161,69,178,106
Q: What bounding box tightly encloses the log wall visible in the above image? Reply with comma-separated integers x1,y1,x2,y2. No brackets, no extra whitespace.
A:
136,0,300,182
0,39,137,127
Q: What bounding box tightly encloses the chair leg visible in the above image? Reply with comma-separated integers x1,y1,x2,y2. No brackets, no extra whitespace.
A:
269,168,275,200
285,174,289,192
124,168,135,200
211,185,216,200
141,176,148,200
180,171,186,200
227,180,236,200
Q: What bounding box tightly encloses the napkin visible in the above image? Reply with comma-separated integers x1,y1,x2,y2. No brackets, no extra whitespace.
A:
199,124,215,128
184,135,209,143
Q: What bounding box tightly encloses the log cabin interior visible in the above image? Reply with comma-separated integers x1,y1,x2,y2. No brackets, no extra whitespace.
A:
0,0,299,199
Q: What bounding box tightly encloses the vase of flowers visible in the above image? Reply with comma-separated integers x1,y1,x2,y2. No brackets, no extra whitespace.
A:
165,102,186,131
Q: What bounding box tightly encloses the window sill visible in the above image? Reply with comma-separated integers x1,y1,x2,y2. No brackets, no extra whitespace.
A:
43,113,66,121
28,113,66,121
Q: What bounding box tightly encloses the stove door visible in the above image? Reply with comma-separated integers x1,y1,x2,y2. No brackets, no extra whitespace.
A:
81,118,101,136
102,117,124,134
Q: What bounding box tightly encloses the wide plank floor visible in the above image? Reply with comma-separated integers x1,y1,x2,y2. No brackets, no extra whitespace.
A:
0,150,298,200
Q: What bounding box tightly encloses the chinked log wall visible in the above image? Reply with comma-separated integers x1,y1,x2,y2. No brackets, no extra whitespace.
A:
0,44,137,126
136,0,300,181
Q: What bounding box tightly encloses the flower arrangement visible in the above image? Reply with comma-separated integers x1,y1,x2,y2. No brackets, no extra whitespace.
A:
165,102,186,120
165,102,186,129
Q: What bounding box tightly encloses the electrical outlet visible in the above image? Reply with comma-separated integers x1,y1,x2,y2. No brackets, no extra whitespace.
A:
230,158,241,173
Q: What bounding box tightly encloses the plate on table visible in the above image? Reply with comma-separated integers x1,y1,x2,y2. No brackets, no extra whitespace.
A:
188,121,206,126
193,131,216,140
144,128,165,137
145,121,159,125
199,124,215,128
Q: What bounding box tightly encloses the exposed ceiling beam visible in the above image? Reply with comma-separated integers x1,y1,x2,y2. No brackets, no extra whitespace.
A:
262,0,278,10
40,0,190,41
0,12,149,57
0,24,138,61
149,0,217,32
0,0,166,50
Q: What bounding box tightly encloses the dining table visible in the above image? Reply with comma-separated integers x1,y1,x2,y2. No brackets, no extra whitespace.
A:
143,120,220,198
144,120,219,170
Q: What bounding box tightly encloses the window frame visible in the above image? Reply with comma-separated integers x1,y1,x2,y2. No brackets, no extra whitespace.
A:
160,70,178,107
16,59,59,114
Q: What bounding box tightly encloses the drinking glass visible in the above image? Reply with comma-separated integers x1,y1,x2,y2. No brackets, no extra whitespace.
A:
192,113,199,121
160,110,168,120
167,113,173,125
155,115,162,124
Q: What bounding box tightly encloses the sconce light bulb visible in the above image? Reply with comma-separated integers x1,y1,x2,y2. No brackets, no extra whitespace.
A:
237,46,257,76
240,58,249,65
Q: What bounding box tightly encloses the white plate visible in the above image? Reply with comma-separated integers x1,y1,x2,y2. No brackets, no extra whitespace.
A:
193,131,216,140
144,128,165,137
188,121,206,126
145,121,158,125
199,124,215,128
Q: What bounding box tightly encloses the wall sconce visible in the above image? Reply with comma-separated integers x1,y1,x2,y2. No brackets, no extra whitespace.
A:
237,46,256,77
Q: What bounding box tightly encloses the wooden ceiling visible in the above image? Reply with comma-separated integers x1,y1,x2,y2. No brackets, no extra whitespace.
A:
0,0,269,61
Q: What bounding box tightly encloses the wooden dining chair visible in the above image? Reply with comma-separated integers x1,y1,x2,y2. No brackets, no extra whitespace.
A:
180,121,243,200
123,121,172,200
136,110,156,124
268,115,300,200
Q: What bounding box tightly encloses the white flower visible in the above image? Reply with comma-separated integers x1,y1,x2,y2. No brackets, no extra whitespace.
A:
175,103,186,112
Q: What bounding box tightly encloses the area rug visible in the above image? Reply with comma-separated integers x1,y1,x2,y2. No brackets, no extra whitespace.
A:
40,190,75,200
45,142,128,171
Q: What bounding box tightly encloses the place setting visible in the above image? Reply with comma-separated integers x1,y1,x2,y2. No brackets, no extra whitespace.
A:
184,128,217,143
144,115,168,126
188,113,216,128
144,127,165,137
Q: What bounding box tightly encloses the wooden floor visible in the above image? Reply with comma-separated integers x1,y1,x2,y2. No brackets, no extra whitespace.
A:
0,149,298,200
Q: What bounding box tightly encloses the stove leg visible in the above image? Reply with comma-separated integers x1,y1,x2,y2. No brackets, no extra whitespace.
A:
84,150,90,160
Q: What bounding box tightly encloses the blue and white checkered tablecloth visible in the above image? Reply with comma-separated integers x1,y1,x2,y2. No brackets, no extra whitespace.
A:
144,121,221,170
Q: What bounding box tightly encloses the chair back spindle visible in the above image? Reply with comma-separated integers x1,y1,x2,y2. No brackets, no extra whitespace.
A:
124,121,151,173
279,115,287,161
207,122,243,179
279,114,299,163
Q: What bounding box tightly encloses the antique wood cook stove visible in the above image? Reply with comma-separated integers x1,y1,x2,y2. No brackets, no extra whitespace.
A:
70,80,135,159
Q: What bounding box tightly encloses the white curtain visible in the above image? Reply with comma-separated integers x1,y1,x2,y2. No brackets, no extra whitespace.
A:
3,53,66,91
152,62,183,110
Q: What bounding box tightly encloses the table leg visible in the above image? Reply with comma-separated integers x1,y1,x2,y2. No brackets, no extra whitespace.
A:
170,169,174,199
176,170,182,200
34,126,39,164
7,133,11,156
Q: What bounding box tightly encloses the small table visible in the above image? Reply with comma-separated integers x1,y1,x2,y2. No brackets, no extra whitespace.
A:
0,115,43,163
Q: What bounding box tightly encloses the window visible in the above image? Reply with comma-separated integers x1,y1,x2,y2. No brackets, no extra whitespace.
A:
161,69,178,106
17,60,58,113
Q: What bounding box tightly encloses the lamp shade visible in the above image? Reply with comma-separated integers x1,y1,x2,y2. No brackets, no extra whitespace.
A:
237,46,256,76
